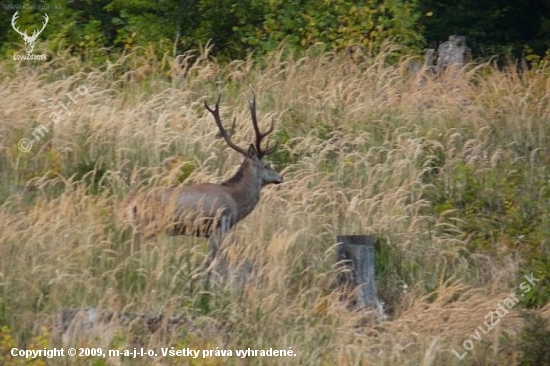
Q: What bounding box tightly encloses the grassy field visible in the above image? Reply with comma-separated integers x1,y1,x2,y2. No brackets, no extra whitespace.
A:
1,46,550,365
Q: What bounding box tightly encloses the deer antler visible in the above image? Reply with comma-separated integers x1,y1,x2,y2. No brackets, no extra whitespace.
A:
247,89,278,158
11,11,27,38
205,94,248,156
11,12,48,41
29,13,49,41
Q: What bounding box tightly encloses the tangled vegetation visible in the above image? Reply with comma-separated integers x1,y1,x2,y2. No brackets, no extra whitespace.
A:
1,46,549,365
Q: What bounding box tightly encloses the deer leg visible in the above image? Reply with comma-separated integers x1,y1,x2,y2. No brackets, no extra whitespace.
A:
205,216,232,273
208,216,230,262
207,234,220,267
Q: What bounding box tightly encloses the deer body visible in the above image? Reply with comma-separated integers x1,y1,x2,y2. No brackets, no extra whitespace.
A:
127,93,282,263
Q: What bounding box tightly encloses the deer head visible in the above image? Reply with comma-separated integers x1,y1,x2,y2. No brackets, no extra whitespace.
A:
11,11,49,54
204,91,283,187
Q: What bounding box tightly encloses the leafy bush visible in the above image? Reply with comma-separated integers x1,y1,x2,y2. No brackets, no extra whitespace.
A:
519,312,550,365
1,0,425,62
429,160,550,306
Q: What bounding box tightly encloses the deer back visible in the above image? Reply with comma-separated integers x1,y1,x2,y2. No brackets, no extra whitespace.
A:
128,184,238,238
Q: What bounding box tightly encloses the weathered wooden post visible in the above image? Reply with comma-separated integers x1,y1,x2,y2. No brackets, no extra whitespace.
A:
437,35,469,72
336,235,385,317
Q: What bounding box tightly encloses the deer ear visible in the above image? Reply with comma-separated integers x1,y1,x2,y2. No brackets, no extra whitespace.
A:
247,144,258,158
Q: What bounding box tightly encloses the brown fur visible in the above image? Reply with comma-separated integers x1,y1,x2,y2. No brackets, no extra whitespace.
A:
125,94,282,262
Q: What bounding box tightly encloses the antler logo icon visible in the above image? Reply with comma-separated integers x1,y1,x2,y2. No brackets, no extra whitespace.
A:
11,11,49,54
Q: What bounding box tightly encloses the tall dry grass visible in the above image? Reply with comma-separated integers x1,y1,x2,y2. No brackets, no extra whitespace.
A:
1,46,549,365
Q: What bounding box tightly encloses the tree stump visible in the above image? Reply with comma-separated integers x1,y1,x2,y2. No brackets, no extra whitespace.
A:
336,235,385,317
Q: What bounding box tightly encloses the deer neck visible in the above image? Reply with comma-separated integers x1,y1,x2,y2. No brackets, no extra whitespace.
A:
221,158,262,221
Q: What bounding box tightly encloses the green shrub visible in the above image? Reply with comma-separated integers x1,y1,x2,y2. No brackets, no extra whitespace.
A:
519,312,550,365
429,160,550,305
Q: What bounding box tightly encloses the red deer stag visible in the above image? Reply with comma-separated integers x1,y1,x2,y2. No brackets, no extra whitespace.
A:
126,92,283,264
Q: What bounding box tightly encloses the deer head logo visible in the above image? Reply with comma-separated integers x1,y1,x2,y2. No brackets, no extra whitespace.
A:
11,11,49,54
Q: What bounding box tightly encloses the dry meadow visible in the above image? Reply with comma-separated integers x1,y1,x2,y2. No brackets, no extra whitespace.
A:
1,46,550,365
